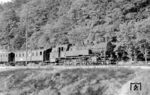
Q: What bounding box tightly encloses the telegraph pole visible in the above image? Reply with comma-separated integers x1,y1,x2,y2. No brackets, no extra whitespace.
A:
104,33,109,65
25,7,28,66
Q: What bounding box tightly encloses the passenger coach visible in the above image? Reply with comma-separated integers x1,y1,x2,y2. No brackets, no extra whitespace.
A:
0,51,9,64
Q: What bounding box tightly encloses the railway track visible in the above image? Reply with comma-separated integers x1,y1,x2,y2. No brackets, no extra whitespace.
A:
0,65,150,72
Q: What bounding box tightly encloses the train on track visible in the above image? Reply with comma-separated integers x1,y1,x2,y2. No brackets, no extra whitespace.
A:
0,42,112,66
0,36,119,66
1,36,149,66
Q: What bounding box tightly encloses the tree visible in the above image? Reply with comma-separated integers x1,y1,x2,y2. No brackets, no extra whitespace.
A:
0,9,20,50
138,39,150,63
134,17,150,63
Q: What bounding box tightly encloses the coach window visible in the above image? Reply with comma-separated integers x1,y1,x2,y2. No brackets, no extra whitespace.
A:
32,52,34,56
40,51,42,55
22,53,24,57
19,53,21,57
36,52,38,56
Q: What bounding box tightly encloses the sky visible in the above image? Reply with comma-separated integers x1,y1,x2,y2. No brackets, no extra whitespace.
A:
0,0,12,4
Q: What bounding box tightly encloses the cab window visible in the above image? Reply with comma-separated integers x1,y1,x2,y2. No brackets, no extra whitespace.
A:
61,47,64,51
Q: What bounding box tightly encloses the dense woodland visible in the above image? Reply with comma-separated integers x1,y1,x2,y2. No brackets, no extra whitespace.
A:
0,0,150,61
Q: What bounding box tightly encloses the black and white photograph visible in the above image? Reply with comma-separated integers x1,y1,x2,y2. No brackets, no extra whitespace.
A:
0,0,150,95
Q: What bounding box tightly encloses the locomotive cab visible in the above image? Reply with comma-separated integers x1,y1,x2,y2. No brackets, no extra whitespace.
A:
50,44,72,63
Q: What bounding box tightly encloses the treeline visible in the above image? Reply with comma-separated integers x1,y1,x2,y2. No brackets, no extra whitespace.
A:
0,0,150,54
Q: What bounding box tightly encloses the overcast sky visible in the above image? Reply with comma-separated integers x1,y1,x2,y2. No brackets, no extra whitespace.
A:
0,0,12,3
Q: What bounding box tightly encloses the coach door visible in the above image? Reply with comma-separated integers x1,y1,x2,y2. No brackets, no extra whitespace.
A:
8,52,15,62
43,48,52,62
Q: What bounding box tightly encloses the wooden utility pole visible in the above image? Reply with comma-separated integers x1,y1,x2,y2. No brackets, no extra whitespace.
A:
25,7,29,65
104,35,109,65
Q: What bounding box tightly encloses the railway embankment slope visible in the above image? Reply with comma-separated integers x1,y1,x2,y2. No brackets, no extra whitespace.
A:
0,66,149,95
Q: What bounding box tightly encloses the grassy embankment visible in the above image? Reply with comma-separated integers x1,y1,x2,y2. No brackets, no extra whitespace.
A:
0,67,149,95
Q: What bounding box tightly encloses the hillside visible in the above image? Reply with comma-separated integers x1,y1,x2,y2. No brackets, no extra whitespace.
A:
0,0,150,50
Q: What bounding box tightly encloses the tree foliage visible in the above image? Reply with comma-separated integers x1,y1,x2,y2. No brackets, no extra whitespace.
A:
0,0,149,51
